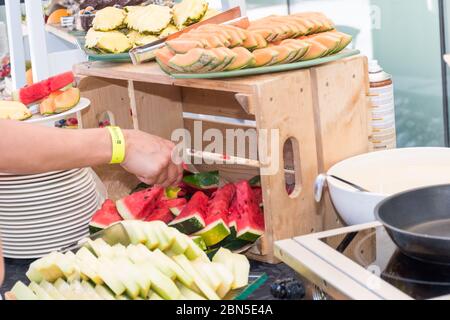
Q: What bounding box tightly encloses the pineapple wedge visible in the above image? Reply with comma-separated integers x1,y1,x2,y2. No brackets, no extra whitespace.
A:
173,0,209,29
92,7,126,31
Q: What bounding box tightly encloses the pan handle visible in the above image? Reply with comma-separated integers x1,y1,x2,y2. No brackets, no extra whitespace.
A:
314,174,328,203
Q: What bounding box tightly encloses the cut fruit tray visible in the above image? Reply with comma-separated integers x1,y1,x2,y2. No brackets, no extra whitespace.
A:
168,49,360,79
58,223,267,300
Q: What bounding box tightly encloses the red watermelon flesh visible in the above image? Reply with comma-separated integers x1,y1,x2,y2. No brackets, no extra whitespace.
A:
195,183,235,246
48,71,74,92
116,186,164,220
229,180,265,242
89,199,123,233
145,207,175,224
253,187,263,207
18,71,75,105
169,191,208,234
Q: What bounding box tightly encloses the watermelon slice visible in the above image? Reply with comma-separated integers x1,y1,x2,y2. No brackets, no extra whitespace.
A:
228,181,265,242
182,171,219,197
195,184,235,247
169,192,208,235
89,199,123,234
116,187,164,220
16,71,75,105
145,198,187,224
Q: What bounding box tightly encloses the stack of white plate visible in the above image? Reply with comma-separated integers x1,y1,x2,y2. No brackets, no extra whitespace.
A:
370,84,397,150
0,168,103,259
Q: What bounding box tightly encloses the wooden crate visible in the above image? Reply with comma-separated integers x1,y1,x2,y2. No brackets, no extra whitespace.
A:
73,55,370,263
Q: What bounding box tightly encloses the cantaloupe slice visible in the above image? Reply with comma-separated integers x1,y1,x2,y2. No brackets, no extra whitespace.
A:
197,24,243,48
155,47,176,74
308,34,342,55
225,47,254,71
300,39,328,61
329,31,353,53
270,45,294,65
241,30,258,50
179,33,223,48
166,39,204,54
169,48,215,73
247,27,275,42
291,16,316,35
209,48,233,72
197,50,223,73
196,24,232,41
281,39,311,61
189,31,231,47
252,32,268,49
221,25,247,41
252,48,279,67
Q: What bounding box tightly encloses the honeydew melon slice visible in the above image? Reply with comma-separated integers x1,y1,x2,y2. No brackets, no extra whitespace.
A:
122,220,147,245
114,258,151,299
33,255,64,283
39,280,65,300
26,263,43,283
153,222,172,251
153,249,194,288
211,262,234,298
75,247,103,284
166,228,189,255
96,257,130,297
112,243,128,258
185,237,209,262
191,259,221,291
132,244,176,280
141,222,160,250
176,282,206,300
138,263,181,300
172,254,219,300
29,282,52,300
101,257,140,299
230,253,250,289
54,279,73,299
148,291,164,300
212,248,234,275
190,235,207,251
11,281,38,300
95,284,116,300
81,281,103,300
70,281,94,300
63,251,81,282
88,238,114,258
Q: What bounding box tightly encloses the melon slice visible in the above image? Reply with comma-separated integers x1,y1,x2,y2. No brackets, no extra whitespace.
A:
281,39,311,61
253,32,268,49
290,16,315,35
180,33,225,48
29,282,52,300
209,48,234,72
95,284,115,300
196,25,233,42
39,281,65,300
53,87,80,113
176,282,206,300
169,48,215,73
166,39,204,54
138,262,181,300
155,47,177,74
169,191,208,234
247,28,275,42
300,39,329,60
270,45,294,65
195,50,223,73
252,48,279,67
241,30,258,50
153,248,194,288
195,184,235,246
116,187,164,220
225,47,254,71
308,34,342,55
329,31,353,53
89,199,123,234
211,262,234,298
190,30,231,48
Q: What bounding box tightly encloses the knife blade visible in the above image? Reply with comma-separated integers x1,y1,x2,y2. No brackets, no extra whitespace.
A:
129,6,244,64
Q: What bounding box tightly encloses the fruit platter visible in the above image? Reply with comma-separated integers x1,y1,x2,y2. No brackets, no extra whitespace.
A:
0,71,88,126
6,220,267,300
79,0,218,62
89,171,265,257
154,12,358,78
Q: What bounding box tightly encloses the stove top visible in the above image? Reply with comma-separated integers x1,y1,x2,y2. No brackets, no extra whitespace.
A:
275,222,450,300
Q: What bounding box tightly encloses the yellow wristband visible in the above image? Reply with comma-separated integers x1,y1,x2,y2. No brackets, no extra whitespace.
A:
107,126,126,164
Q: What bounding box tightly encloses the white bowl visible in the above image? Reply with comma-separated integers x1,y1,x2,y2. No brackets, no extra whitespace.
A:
326,148,450,225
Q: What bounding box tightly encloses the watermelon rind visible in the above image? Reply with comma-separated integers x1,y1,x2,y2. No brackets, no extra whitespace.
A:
89,224,104,235
183,171,220,190
190,236,207,251
169,213,205,235
237,226,264,243
195,219,230,247
116,199,136,220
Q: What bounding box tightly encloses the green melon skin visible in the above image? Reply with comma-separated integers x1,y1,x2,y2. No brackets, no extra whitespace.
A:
237,227,264,243
195,219,231,247
89,224,104,235
190,236,207,251
169,214,206,235
169,52,214,73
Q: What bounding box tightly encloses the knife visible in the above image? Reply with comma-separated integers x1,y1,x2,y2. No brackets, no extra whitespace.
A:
129,6,246,65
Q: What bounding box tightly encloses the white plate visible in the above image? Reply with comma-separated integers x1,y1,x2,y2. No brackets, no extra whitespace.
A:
0,200,97,231
0,169,68,178
0,195,98,226
0,169,82,189
1,222,89,242
0,169,89,195
3,232,89,258
25,97,91,125
0,170,91,200
2,228,89,247
0,183,96,214
0,211,94,237
0,181,93,207
0,169,80,184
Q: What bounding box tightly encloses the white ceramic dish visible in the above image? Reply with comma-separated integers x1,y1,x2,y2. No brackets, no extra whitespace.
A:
0,192,97,222
0,169,89,195
325,148,450,225
1,222,89,241
369,84,394,95
2,228,88,247
0,201,97,231
0,181,93,207
0,169,80,184
0,169,82,189
0,184,96,214
25,97,90,127
0,170,68,180
0,171,91,200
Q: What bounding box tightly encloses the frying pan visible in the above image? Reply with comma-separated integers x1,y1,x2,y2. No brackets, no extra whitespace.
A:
375,184,450,265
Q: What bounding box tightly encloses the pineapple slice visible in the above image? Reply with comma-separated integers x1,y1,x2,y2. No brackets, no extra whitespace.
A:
126,4,172,34
160,24,179,38
173,0,209,29
92,7,126,31
85,30,132,54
